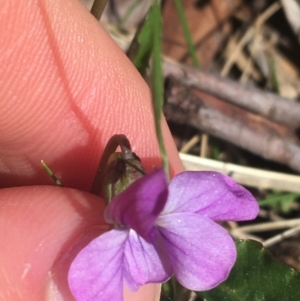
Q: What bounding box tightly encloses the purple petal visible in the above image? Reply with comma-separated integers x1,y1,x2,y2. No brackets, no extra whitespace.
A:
123,229,173,290
68,229,128,301
162,171,258,221
157,212,236,291
105,168,168,241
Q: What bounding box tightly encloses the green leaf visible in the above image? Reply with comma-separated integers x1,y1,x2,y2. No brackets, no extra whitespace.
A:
173,0,200,68
259,191,300,213
267,50,280,95
150,1,169,178
127,10,153,77
201,240,300,301
127,2,169,178
259,191,299,206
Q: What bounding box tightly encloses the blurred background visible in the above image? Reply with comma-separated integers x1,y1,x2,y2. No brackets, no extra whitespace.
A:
81,0,300,298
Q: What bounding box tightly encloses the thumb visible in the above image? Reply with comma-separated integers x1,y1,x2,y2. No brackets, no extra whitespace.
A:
0,186,162,301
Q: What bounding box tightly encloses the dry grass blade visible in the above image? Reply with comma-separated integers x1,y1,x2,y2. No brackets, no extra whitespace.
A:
231,219,300,234
281,0,300,42
221,2,281,77
180,153,300,193
263,225,300,247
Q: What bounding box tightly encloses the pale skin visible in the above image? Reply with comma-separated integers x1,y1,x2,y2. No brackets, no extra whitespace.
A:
0,0,183,300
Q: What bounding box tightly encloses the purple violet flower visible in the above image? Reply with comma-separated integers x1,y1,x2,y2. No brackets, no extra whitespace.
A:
68,169,258,301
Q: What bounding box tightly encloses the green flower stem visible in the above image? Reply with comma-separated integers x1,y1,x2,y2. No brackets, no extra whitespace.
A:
90,134,145,202
173,0,200,68
151,0,170,180
41,160,62,186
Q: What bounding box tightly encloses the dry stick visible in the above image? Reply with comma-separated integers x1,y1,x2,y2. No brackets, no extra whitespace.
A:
224,34,262,81
101,22,300,170
200,133,208,157
233,220,300,246
263,225,300,248
231,232,263,242
91,0,108,20
181,134,208,157
239,3,280,84
164,78,300,173
180,153,300,193
102,20,300,126
239,25,261,83
188,291,197,301
221,2,281,77
259,209,284,222
220,2,281,83
188,4,280,172
231,219,300,234
102,18,300,128
180,135,200,153
163,58,300,128
188,6,280,169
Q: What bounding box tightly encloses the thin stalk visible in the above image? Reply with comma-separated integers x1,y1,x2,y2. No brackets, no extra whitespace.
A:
173,0,200,67
41,160,62,186
91,0,108,20
90,134,133,196
151,0,170,179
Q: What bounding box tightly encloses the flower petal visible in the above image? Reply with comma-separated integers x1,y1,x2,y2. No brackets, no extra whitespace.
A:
105,168,168,241
157,212,236,291
123,229,173,290
162,171,258,221
68,229,128,301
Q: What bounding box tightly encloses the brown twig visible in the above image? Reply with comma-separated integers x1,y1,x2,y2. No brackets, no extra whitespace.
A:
164,76,300,173
163,58,300,128
91,0,108,20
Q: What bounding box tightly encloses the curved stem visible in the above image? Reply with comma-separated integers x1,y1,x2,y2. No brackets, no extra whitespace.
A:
90,134,133,196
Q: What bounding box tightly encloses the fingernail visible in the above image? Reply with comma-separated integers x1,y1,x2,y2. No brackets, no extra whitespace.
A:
45,225,107,301
45,272,65,301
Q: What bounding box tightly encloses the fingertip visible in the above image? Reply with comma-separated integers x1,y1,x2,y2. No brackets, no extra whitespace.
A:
0,0,182,190
124,284,161,301
0,186,162,301
0,186,106,300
